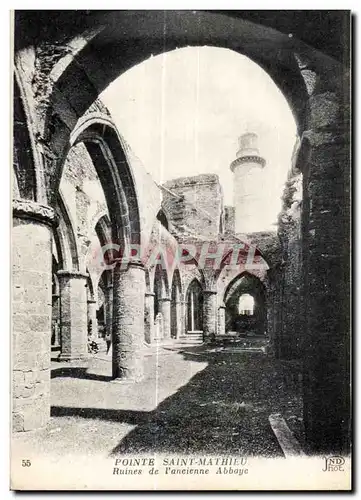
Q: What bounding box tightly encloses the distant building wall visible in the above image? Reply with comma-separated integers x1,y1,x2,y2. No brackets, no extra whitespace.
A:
162,174,223,240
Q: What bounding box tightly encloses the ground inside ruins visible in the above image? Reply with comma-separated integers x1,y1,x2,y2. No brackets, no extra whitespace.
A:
13,340,304,459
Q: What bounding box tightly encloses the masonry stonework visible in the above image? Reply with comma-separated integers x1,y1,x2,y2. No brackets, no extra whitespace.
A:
57,271,88,361
12,202,54,431
12,11,350,457
112,261,146,381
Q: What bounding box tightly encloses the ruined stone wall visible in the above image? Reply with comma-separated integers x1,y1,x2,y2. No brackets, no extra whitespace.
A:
274,171,303,359
146,221,179,294
224,206,235,235
162,174,223,240
13,213,52,431
216,263,268,303
59,142,108,274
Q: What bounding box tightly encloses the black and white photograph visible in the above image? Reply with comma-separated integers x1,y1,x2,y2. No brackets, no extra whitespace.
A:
10,9,351,490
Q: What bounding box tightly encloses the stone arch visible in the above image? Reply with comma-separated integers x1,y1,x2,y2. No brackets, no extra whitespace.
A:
170,268,183,339
153,264,170,303
213,239,270,288
185,278,204,333
90,207,109,237
54,192,80,272
86,270,95,301
223,271,266,335
171,268,183,298
93,213,113,272
13,74,37,201
41,11,313,145
224,271,265,302
65,116,141,251
152,262,171,340
13,12,350,451
147,239,172,294
16,10,336,212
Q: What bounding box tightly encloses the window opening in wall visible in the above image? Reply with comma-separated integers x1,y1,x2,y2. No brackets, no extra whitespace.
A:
238,293,254,316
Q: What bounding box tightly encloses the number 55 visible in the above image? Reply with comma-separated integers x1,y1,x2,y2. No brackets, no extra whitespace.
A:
21,459,31,467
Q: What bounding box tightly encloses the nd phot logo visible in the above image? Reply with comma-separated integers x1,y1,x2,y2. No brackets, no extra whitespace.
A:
322,456,345,472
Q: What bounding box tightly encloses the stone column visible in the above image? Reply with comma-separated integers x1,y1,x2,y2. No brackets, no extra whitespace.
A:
112,260,145,382
302,89,350,454
87,299,98,338
203,290,218,342
180,299,187,337
144,292,155,344
159,297,171,340
104,283,113,339
174,301,183,339
57,270,88,361
218,304,226,335
12,200,54,432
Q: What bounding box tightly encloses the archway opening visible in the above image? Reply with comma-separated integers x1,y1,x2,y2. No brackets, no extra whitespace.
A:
153,263,169,339
238,293,255,316
186,279,203,333
224,273,266,336
101,45,298,232
13,77,37,200
171,269,182,338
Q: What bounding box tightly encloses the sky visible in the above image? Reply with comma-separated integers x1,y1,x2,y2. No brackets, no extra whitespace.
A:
101,46,298,230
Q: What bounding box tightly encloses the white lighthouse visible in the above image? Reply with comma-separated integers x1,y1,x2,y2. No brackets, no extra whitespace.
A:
230,132,266,234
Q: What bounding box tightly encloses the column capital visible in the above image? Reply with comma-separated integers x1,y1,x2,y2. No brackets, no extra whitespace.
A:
159,297,171,302
204,289,218,295
87,299,97,304
13,198,57,227
145,292,155,297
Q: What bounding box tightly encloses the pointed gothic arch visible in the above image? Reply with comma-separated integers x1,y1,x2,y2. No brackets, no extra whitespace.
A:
224,271,266,335
185,278,204,333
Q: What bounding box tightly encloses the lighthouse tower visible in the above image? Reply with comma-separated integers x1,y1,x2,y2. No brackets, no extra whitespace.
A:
230,132,266,234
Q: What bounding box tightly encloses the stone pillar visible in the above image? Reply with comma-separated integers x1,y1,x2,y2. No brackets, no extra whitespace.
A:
203,290,218,342
171,298,183,339
87,299,98,339
302,90,350,454
180,299,187,337
218,304,226,335
159,297,171,340
104,284,113,339
112,260,145,382
57,270,88,361
174,301,183,339
144,292,155,344
12,200,54,432
190,291,195,332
